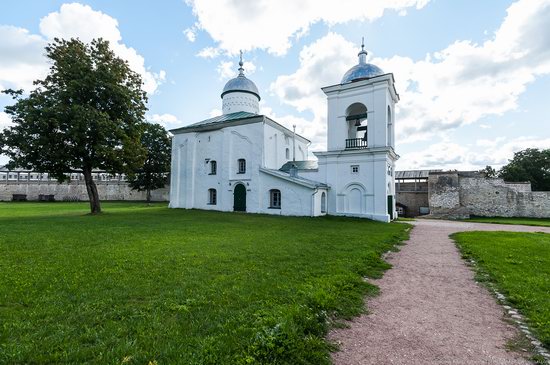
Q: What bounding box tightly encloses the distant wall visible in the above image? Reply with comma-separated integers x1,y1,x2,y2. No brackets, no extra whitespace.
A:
396,181,429,217
428,172,550,218
0,181,169,202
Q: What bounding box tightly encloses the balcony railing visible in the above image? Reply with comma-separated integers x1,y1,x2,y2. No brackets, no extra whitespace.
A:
345,138,368,149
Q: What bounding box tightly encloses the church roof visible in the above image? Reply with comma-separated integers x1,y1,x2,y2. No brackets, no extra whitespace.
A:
170,113,310,143
221,75,260,100
260,168,327,189
279,160,318,172
170,111,259,133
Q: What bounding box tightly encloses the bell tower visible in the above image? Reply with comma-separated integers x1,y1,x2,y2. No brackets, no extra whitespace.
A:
314,39,399,222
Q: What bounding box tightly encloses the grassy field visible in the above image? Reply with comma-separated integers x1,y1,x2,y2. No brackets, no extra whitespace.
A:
0,202,409,364
464,216,550,227
453,231,550,350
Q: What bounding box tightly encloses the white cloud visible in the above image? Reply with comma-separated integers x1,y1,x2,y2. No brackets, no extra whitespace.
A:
147,113,183,130
398,136,550,170
375,0,550,143
185,0,429,56
469,136,550,168
271,0,550,151
0,3,163,94
184,28,196,42
197,46,221,59
269,33,358,148
217,60,256,80
0,111,13,130
39,3,164,94
398,140,470,170
209,108,222,118
0,25,48,91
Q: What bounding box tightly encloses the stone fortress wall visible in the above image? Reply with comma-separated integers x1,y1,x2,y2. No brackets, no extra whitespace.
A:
0,181,169,202
0,169,168,202
428,171,550,219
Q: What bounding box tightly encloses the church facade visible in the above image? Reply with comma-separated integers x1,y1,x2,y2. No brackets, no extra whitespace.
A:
169,43,399,222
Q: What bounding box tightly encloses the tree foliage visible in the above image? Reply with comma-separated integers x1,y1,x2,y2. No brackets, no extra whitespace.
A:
0,38,147,213
480,165,497,178
128,123,171,202
498,148,550,191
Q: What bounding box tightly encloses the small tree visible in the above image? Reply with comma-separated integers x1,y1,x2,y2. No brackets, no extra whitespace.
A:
499,148,550,191
128,123,171,202
0,38,147,213
480,165,497,178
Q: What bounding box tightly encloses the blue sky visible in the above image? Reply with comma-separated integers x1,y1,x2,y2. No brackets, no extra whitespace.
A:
1,0,549,170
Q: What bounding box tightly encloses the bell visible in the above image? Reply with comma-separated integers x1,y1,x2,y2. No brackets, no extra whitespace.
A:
354,119,361,127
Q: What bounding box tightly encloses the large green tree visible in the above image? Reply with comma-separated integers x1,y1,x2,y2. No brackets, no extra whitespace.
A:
499,148,550,191
0,38,147,214
128,122,171,202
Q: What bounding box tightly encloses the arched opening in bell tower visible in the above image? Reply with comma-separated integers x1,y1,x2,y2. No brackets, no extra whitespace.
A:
345,103,368,149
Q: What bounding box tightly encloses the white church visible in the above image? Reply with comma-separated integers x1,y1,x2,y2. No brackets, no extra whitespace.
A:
169,42,399,222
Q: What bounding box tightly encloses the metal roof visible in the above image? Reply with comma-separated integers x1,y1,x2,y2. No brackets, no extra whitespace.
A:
341,63,385,84
260,168,327,189
395,170,441,179
221,75,260,100
341,40,384,84
279,160,318,172
170,111,258,133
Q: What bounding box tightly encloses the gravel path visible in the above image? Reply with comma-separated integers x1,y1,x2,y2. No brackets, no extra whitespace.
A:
330,219,550,365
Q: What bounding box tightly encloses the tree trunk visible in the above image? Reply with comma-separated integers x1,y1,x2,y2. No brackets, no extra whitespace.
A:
146,188,151,203
83,168,102,214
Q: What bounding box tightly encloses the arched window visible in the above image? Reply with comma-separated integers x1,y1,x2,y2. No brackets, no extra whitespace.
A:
208,188,217,205
269,189,281,209
210,160,217,175
321,192,326,213
345,102,368,149
285,148,290,160
237,159,246,174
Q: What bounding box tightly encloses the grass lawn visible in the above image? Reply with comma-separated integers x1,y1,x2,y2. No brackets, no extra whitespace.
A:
464,216,550,227
452,231,550,350
0,202,409,364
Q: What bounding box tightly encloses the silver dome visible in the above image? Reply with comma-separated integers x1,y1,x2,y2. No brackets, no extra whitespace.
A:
221,74,260,100
341,39,384,84
341,63,384,83
221,52,260,100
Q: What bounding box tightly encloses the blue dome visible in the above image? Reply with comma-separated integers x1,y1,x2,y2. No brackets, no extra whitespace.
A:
341,40,384,84
341,63,384,84
221,74,260,100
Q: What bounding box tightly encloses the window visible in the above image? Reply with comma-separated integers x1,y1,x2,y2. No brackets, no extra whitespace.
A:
210,160,217,175
208,189,217,205
321,192,326,213
285,148,290,160
238,159,246,174
351,165,359,174
269,189,281,209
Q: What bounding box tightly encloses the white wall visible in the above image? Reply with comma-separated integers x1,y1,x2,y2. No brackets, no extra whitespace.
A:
325,76,396,152
222,91,259,114
263,123,309,170
257,172,319,216
170,122,264,211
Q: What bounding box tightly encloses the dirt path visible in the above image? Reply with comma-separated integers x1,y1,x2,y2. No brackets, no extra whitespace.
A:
330,219,550,365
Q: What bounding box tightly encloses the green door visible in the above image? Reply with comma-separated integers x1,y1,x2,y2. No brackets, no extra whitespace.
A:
234,184,246,212
387,195,393,218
